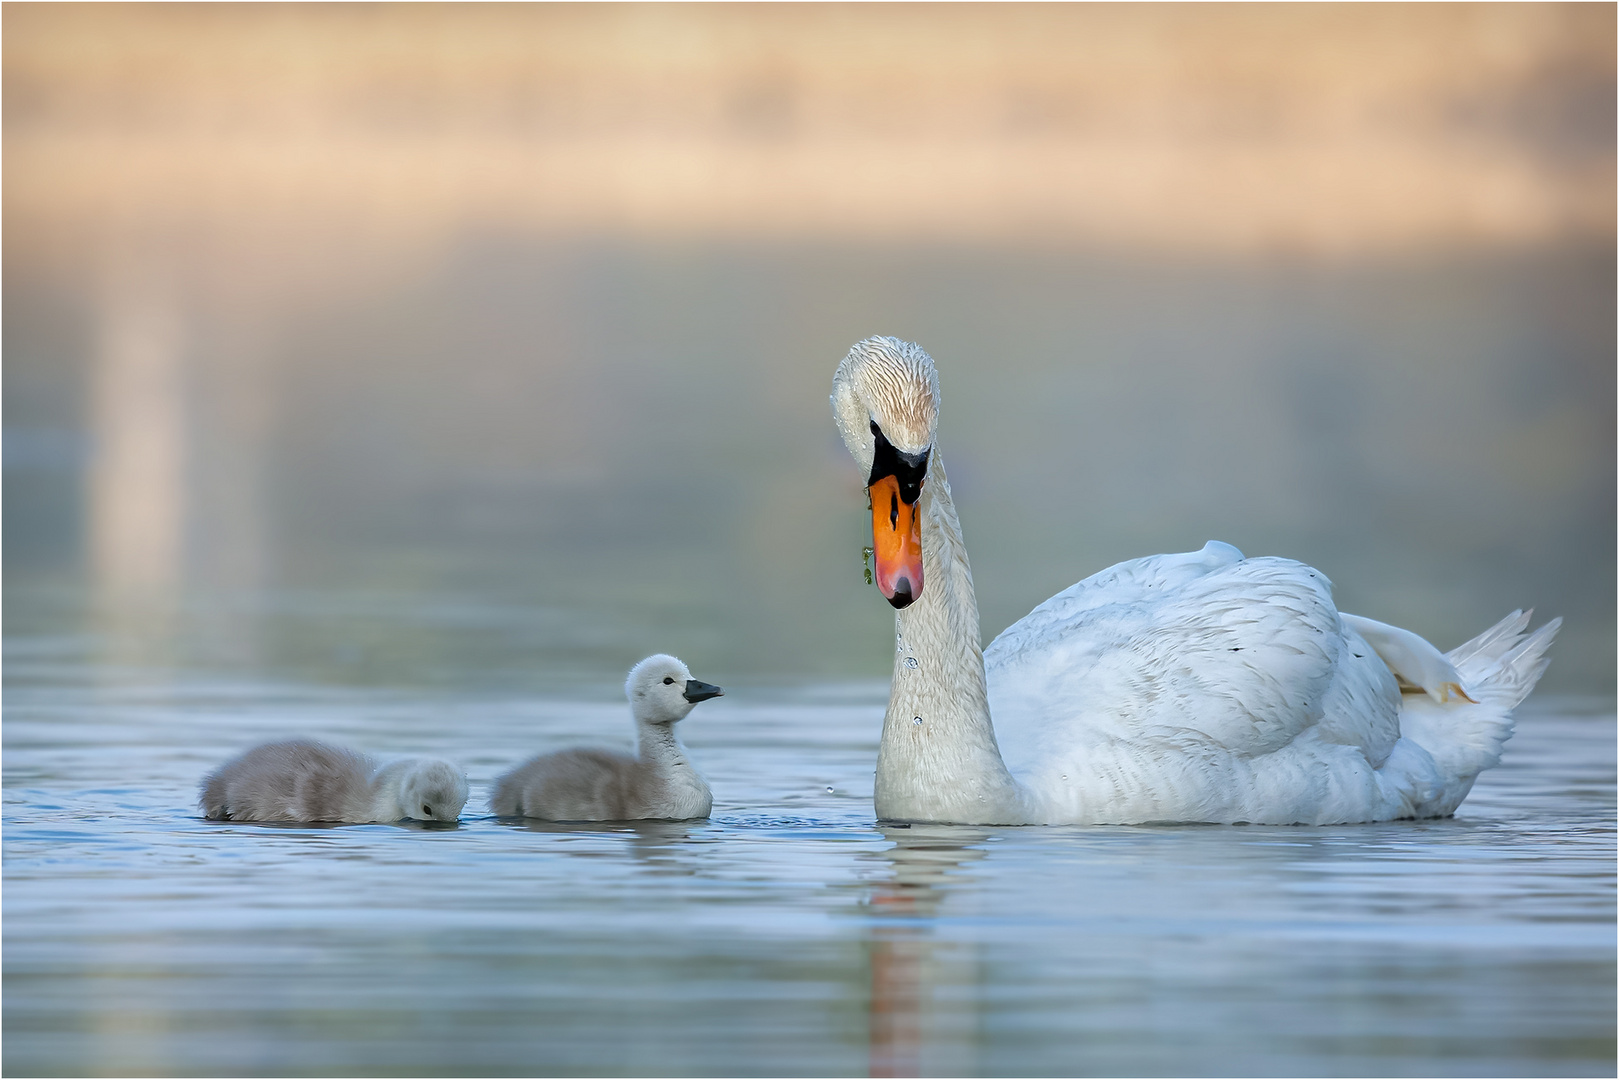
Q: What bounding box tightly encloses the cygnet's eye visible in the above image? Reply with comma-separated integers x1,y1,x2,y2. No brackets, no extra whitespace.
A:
663,677,675,685
422,804,432,816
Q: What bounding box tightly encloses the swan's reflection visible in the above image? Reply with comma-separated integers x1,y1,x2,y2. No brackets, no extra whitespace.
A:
494,816,700,876
863,825,993,1078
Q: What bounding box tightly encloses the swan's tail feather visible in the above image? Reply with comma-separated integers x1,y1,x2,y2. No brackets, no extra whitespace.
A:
1396,611,1559,817
1451,610,1561,711
1445,609,1529,673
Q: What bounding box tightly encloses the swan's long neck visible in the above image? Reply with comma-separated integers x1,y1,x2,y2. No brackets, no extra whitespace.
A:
636,721,694,773
878,453,1023,823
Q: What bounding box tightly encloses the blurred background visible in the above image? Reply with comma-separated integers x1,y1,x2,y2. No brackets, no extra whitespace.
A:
5,3,1613,694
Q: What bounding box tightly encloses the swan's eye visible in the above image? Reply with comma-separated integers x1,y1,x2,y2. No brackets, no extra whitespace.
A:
663,677,675,685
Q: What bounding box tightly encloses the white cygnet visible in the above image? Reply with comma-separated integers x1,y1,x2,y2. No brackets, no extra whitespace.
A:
489,654,722,821
199,739,469,823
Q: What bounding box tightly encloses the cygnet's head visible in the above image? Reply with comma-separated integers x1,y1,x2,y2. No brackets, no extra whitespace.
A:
397,759,469,821
626,654,723,725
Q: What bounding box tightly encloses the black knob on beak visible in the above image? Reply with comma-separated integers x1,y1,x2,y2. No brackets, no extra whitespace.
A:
887,578,915,609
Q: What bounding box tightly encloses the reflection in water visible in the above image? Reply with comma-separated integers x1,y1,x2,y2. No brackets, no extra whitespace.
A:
387,819,463,832
497,817,700,876
89,268,185,600
83,246,283,674
865,825,993,1078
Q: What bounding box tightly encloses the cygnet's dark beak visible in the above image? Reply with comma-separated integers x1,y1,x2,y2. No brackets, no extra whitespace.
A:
683,679,724,704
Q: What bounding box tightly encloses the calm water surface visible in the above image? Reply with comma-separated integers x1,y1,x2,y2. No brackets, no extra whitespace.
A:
4,601,1613,1078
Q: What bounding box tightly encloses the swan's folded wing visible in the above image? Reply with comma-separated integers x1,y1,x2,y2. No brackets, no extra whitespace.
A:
985,550,1343,772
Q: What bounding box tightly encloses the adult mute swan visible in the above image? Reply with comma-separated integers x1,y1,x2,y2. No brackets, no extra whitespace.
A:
489,654,722,821
832,336,1560,825
200,740,468,823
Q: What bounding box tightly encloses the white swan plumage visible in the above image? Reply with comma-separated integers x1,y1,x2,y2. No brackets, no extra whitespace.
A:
833,336,1560,825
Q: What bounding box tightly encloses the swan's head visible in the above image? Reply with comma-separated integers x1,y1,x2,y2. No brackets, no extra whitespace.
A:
626,654,724,726
831,336,938,609
397,759,469,822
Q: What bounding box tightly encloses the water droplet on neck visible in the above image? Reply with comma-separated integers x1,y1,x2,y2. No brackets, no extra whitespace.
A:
912,716,923,726
903,656,918,669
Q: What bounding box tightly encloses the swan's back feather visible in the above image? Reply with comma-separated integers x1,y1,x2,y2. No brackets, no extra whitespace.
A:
988,541,1248,663
986,546,1404,822
982,543,1555,824
490,747,714,821
988,545,1342,762
200,739,374,822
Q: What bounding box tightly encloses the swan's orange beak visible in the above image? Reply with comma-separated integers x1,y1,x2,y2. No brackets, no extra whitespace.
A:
869,474,923,608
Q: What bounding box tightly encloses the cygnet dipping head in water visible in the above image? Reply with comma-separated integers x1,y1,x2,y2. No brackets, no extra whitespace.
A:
489,654,722,821
199,739,469,823
371,756,470,823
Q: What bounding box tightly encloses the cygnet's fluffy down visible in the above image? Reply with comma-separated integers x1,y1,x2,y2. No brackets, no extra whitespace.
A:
199,739,469,823
490,654,722,821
